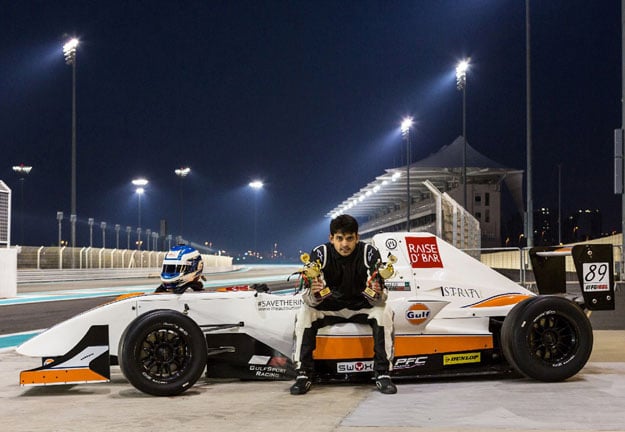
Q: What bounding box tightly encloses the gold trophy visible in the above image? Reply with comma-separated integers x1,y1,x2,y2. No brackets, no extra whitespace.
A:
363,254,397,301
300,253,331,300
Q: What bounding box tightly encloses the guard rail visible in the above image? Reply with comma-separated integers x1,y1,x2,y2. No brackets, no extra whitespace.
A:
17,266,237,284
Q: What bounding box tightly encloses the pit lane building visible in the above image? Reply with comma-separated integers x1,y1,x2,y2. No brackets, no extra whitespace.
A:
326,136,524,249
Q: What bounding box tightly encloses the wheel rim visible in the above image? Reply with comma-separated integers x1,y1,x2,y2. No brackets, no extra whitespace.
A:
138,328,191,381
528,314,578,365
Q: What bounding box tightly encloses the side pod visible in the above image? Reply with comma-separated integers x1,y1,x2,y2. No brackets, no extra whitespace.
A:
529,244,615,311
20,325,110,386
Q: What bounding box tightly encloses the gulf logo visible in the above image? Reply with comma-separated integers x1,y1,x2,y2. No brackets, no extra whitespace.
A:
405,303,431,325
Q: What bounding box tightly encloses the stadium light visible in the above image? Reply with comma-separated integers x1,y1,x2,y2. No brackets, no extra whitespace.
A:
249,180,263,189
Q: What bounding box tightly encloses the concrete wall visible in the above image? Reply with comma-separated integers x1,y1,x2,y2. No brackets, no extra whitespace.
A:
0,247,17,297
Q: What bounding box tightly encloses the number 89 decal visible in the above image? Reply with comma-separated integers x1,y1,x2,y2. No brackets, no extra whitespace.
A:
582,262,610,292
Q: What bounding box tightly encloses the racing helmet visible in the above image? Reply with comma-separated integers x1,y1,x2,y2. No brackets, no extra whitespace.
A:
160,245,204,289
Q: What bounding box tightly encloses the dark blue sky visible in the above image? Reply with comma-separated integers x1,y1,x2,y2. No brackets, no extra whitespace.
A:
2,0,622,256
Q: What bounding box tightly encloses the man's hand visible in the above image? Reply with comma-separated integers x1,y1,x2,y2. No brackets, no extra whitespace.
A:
367,279,382,295
302,275,330,306
310,277,325,295
363,279,386,304
310,277,331,300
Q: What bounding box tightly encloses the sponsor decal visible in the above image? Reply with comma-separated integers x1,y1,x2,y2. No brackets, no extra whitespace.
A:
394,356,428,369
582,262,610,292
337,361,374,373
533,310,555,323
552,355,575,367
314,247,325,263
366,246,376,265
405,236,443,268
248,355,271,365
386,281,411,291
257,297,303,311
584,284,609,292
165,250,180,259
405,303,431,325
443,352,481,365
385,238,398,250
248,355,289,368
248,364,287,378
441,286,481,298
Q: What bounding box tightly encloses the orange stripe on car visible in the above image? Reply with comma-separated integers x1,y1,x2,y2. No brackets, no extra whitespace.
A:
466,294,533,308
20,368,109,385
313,334,493,359
114,292,144,301
395,334,493,356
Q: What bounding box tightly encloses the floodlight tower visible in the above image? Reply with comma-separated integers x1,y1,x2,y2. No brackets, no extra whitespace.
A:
63,37,79,265
115,224,121,249
525,0,534,247
401,117,413,231
175,167,191,237
12,164,32,244
132,178,148,229
456,58,469,209
57,211,63,248
100,221,106,248
126,226,132,249
88,217,94,247
249,180,264,253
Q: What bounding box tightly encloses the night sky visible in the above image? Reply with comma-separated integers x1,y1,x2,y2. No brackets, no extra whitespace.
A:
2,0,622,257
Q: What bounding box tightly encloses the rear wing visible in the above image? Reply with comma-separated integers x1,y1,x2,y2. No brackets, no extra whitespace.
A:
529,244,615,311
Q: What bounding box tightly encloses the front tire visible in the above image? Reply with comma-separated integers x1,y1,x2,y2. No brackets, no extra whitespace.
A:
501,296,593,382
119,309,207,396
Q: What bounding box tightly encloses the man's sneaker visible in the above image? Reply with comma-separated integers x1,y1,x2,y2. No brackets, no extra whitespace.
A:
375,374,397,394
290,374,312,395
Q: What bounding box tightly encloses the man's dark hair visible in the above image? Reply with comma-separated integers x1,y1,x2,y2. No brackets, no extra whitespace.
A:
330,214,359,235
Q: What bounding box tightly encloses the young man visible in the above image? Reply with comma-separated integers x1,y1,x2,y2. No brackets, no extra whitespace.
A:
291,214,396,395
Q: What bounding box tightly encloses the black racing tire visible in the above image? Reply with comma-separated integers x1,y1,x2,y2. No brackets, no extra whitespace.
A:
499,297,537,373
119,309,207,396
501,296,593,382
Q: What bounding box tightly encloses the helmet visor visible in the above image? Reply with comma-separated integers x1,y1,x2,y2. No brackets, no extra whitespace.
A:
162,264,188,275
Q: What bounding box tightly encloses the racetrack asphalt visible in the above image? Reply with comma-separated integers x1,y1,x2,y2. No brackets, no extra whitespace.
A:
0,330,623,432
1,272,624,431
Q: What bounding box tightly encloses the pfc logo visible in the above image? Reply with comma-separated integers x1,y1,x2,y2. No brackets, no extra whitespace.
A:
394,356,427,369
405,303,431,325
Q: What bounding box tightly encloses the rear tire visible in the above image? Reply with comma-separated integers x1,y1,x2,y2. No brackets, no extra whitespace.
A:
119,309,207,396
499,297,536,373
502,296,593,382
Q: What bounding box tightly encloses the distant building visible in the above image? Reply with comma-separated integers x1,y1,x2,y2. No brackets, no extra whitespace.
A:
564,209,602,243
534,207,558,245
0,181,11,247
326,136,524,248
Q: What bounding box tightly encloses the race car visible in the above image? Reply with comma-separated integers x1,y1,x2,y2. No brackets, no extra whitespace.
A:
16,232,615,396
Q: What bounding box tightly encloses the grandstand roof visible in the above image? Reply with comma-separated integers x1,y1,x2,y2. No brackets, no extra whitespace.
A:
326,136,523,218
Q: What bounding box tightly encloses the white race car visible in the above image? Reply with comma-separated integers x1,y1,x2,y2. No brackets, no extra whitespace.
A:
16,232,615,396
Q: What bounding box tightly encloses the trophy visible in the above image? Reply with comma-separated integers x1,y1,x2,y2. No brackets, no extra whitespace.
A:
300,253,331,300
363,254,397,301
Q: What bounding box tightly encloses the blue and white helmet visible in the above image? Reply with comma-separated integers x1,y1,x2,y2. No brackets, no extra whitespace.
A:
160,245,204,289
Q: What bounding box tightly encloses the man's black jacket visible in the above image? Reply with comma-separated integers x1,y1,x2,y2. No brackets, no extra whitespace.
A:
310,241,381,311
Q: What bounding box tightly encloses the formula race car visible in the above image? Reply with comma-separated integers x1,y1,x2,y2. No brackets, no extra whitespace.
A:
16,232,615,396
